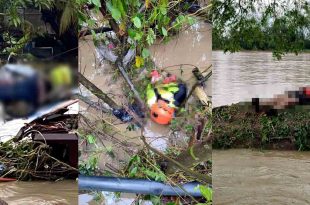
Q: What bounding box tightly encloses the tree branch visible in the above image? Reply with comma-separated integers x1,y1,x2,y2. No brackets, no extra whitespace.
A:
140,131,212,184
115,59,146,110
78,72,120,109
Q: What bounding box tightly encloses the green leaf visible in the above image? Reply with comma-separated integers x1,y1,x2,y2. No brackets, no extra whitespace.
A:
89,0,101,7
107,2,121,21
86,134,96,144
111,7,122,20
150,195,161,205
117,0,126,16
159,6,167,15
132,16,142,28
161,27,168,36
187,16,196,25
128,28,136,38
129,167,138,177
147,28,156,45
142,48,150,58
133,32,143,41
197,185,213,202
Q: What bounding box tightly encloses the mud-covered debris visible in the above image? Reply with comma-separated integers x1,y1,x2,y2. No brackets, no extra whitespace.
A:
112,108,133,122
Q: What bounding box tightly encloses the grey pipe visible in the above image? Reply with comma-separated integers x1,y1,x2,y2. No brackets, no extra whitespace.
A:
79,175,206,197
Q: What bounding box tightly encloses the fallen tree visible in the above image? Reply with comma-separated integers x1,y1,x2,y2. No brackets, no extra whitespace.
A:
212,104,310,151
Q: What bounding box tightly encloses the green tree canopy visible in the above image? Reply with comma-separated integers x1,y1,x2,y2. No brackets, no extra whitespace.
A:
211,0,310,59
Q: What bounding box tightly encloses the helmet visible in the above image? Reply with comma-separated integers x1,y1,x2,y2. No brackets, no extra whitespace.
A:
150,100,175,125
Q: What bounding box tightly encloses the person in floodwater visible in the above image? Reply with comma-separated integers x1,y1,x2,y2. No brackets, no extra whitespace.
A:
146,70,187,125
0,64,73,118
252,87,310,115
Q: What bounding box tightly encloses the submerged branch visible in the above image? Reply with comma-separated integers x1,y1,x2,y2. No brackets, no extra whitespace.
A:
78,72,120,109
140,131,212,184
115,59,145,110
166,140,211,174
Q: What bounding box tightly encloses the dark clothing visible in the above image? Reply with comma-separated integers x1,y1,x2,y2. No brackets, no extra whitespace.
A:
252,87,310,115
154,83,187,107
0,73,39,105
288,88,310,105
173,83,187,107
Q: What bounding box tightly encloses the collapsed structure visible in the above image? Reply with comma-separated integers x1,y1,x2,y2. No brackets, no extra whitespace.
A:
0,100,79,181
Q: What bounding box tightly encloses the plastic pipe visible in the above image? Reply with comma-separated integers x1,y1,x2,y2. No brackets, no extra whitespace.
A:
79,175,206,197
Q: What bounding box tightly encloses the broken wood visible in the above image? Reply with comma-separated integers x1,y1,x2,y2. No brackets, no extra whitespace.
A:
192,66,212,108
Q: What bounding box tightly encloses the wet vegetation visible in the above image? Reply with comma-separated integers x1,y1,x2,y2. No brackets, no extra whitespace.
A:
213,104,310,151
0,139,77,180
0,0,78,63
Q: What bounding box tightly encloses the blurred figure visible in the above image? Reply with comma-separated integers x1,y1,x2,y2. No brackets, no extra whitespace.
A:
0,64,74,118
252,87,310,115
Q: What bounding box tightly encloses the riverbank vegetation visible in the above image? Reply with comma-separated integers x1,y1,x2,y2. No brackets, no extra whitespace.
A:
213,104,310,151
211,0,310,59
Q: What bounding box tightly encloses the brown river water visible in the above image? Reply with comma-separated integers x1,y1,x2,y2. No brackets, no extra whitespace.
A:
213,149,310,205
213,51,310,107
0,180,78,204
213,51,310,205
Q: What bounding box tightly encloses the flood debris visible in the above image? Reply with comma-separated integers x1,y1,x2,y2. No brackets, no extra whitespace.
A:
0,100,79,180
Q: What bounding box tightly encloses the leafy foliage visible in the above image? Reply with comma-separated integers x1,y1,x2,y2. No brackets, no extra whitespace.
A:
211,0,310,59
0,0,78,56
0,0,53,27
125,152,167,182
196,184,213,205
79,0,200,66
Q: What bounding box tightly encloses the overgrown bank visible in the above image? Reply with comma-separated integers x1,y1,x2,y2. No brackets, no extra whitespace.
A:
212,104,310,151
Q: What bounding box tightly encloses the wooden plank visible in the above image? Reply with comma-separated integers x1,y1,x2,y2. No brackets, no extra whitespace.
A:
34,133,78,141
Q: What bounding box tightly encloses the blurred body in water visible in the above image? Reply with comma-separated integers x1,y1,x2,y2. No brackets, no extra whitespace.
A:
0,63,74,118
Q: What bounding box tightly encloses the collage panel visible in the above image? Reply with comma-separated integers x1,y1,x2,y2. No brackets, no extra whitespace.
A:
78,0,212,204
0,0,309,205
211,0,310,204
0,1,79,204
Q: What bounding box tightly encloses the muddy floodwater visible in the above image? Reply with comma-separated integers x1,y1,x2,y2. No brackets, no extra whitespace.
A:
213,150,310,205
0,180,78,204
213,51,310,107
213,51,310,204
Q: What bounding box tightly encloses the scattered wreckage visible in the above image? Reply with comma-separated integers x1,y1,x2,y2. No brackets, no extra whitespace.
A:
0,100,79,181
